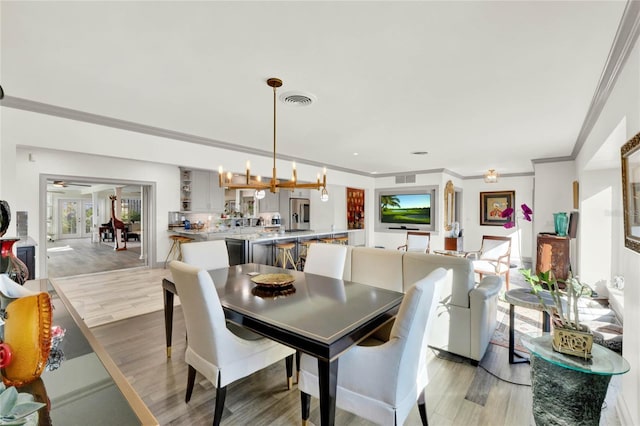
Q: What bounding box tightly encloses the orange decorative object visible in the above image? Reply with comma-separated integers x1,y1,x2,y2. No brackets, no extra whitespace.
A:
1,292,52,386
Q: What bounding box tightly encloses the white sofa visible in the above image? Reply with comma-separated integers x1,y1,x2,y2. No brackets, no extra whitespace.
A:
341,247,503,362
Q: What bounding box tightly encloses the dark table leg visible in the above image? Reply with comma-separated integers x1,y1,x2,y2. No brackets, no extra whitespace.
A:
318,358,338,426
542,311,550,332
163,287,174,358
509,303,530,364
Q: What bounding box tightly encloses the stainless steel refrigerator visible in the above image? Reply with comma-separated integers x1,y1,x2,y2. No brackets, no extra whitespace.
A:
289,198,311,230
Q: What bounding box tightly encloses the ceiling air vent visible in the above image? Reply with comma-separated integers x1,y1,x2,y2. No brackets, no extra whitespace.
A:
279,91,316,107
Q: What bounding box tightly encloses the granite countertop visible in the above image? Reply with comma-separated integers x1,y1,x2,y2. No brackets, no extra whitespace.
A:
168,228,360,242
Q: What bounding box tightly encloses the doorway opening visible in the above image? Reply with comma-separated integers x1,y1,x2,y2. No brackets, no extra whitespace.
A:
42,177,155,279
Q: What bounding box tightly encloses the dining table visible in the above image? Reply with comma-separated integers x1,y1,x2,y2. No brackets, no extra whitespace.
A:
162,263,404,426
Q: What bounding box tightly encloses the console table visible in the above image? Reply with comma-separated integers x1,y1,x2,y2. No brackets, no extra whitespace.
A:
523,334,629,426
504,288,554,364
21,279,157,425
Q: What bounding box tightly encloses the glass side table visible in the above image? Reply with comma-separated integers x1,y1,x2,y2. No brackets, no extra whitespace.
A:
523,334,629,426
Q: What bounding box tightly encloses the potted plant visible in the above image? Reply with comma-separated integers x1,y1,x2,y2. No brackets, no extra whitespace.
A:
520,269,594,359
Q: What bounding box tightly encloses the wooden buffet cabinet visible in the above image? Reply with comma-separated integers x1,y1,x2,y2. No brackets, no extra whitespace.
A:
536,233,570,280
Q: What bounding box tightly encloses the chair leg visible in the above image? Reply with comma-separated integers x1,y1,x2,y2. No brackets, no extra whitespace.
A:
505,270,510,290
301,391,311,425
418,402,428,426
213,382,227,426
286,354,294,390
295,350,301,383
185,365,196,403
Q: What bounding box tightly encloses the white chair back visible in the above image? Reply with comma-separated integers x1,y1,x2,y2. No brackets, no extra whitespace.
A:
168,261,233,368
304,243,348,279
181,240,230,270
406,233,430,252
480,236,511,260
388,268,445,402
297,267,446,425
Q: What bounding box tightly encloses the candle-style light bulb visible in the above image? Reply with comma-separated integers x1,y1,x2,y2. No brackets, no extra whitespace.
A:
246,160,251,171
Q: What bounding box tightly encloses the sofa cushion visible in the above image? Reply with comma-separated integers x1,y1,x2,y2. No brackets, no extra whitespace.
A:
403,253,475,308
350,247,404,293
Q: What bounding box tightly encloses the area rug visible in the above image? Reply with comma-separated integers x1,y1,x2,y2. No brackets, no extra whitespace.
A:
490,294,543,354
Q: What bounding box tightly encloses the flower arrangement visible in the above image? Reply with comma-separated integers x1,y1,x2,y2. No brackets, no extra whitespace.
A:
521,268,594,358
520,269,592,331
500,203,533,228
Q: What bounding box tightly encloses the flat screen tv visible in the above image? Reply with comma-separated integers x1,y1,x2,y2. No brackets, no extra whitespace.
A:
380,193,431,225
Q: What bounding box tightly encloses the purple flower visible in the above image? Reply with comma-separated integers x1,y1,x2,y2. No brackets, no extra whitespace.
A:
502,203,533,228
501,207,514,219
521,203,533,221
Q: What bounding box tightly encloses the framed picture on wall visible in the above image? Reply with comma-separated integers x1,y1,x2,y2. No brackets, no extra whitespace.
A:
480,190,515,226
347,187,365,229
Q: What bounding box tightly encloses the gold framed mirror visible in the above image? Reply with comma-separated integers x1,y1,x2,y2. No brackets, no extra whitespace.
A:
621,131,640,253
444,180,455,231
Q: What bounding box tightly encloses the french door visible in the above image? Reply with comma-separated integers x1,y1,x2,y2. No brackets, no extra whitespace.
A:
58,199,93,239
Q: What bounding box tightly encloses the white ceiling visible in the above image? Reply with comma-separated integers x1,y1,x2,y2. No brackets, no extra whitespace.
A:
0,1,629,177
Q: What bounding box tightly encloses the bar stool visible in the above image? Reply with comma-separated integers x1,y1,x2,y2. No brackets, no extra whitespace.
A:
320,237,336,244
275,242,297,270
296,240,318,270
164,235,194,268
334,236,349,245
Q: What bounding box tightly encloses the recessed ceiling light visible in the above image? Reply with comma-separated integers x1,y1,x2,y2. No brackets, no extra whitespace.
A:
353,152,359,156
411,151,429,155
370,171,378,174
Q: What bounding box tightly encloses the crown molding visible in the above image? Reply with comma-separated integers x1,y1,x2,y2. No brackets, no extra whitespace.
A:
572,0,640,158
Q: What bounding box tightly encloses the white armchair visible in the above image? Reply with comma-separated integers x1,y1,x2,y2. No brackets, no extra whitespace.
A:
169,261,295,425
299,268,447,425
303,243,348,279
180,240,230,270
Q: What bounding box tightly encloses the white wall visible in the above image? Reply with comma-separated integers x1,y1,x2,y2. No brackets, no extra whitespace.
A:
1,107,375,273
575,42,640,425
462,174,535,264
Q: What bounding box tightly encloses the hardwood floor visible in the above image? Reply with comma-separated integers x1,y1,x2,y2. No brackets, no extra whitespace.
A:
55,265,623,425
46,237,145,278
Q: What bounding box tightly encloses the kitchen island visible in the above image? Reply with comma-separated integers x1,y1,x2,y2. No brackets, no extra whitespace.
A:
168,228,365,266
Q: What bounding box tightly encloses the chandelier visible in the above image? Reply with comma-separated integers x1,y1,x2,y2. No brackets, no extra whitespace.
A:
218,78,328,201
483,169,498,183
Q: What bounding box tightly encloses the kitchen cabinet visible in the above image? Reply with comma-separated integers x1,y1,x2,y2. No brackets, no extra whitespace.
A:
259,191,280,213
180,168,224,212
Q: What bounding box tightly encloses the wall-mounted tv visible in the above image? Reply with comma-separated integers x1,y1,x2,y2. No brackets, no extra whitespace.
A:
375,186,437,232
380,194,431,225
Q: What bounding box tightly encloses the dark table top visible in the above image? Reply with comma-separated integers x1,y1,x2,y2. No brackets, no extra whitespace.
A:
166,263,405,361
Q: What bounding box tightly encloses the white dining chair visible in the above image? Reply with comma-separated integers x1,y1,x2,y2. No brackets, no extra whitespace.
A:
397,231,431,253
298,267,447,426
303,243,348,279
169,261,295,426
181,240,230,271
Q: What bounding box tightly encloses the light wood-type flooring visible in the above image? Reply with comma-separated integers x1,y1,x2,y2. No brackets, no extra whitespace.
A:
51,267,623,426
46,237,145,278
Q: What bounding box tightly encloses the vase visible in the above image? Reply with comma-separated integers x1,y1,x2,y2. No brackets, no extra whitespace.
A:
552,325,593,359
0,238,29,285
553,212,569,237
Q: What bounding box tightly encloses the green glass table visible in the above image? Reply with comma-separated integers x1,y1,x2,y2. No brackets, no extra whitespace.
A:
523,334,629,425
